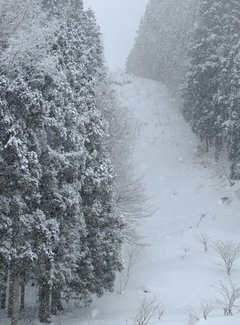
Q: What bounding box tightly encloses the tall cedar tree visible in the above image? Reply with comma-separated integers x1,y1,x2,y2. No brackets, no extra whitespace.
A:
183,0,225,151
0,1,59,323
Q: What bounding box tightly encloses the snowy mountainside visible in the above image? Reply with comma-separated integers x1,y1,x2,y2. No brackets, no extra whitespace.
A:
10,74,240,324
111,75,240,324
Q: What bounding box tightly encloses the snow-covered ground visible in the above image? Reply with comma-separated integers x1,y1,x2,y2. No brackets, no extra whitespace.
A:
5,75,240,324
56,75,240,325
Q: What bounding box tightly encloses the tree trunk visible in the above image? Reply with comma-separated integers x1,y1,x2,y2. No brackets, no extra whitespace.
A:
8,271,20,325
51,285,63,315
39,279,51,323
1,272,7,310
20,282,25,311
8,274,14,318
1,286,7,310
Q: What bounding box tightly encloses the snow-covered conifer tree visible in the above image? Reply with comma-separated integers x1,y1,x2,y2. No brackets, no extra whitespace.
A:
183,0,226,151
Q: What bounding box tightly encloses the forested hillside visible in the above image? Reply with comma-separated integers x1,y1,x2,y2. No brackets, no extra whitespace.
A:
184,0,240,178
0,1,134,323
127,0,240,179
126,0,199,89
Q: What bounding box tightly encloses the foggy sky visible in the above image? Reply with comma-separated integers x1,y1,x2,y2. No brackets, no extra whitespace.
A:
84,0,148,70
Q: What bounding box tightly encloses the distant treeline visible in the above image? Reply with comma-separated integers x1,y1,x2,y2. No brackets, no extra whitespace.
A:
127,0,240,178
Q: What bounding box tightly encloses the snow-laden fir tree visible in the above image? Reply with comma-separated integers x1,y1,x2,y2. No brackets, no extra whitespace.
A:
37,1,124,322
0,66,59,325
225,46,240,178
183,0,226,151
213,0,240,175
0,1,60,323
47,5,123,302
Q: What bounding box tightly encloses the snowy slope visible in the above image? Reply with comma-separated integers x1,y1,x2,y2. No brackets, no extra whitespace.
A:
55,77,240,325
108,75,240,325
54,74,240,325
5,75,240,324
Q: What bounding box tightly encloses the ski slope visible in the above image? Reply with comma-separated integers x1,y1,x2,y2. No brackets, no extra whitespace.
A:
8,75,240,324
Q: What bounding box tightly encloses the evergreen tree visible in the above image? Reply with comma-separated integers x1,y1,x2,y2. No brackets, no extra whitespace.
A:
213,1,240,174
183,0,226,151
0,69,59,324
225,46,240,178
46,5,123,303
37,0,124,321
184,0,240,168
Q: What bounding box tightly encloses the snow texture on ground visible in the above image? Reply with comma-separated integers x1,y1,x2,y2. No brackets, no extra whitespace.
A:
4,75,240,324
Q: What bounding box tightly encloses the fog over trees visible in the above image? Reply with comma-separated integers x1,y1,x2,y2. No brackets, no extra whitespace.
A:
128,0,240,179
126,0,199,89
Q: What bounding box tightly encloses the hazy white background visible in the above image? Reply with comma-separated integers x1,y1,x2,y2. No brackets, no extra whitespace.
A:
84,0,148,70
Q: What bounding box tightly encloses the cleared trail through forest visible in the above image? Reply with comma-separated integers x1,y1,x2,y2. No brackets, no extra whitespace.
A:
113,75,240,325
56,75,240,325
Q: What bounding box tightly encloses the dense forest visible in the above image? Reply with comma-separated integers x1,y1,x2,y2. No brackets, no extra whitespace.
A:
0,0,138,324
127,0,240,179
126,0,199,90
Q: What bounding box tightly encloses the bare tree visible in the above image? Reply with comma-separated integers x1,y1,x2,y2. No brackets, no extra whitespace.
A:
97,84,151,247
116,176,150,245
133,298,165,325
196,214,206,228
0,0,28,41
182,246,191,259
222,167,235,187
187,308,200,324
214,241,240,275
215,281,240,316
119,245,142,294
196,233,210,252
201,300,214,320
